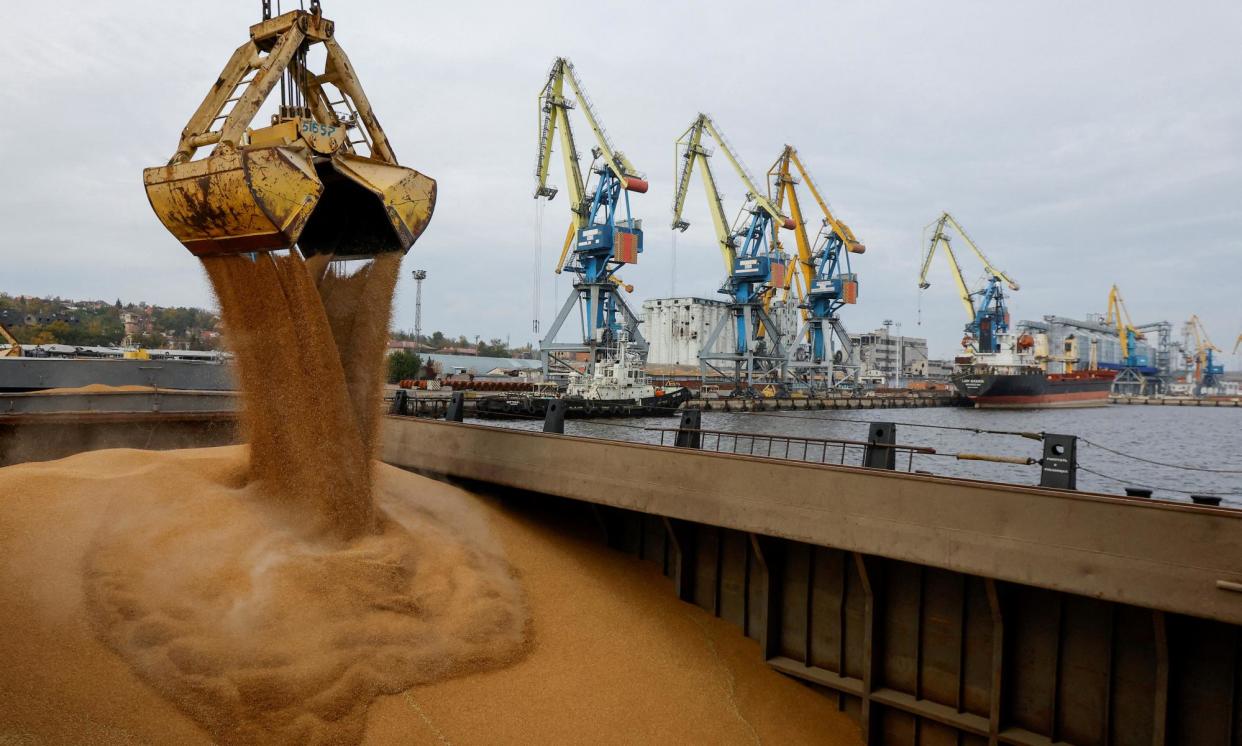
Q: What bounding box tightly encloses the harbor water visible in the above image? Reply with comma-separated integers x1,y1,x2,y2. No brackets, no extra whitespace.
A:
476,405,1242,507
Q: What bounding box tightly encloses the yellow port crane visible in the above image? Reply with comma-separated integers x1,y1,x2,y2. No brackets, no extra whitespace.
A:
1184,315,1224,390
1234,333,1242,355
142,1,435,261
1104,284,1147,368
0,323,21,357
767,146,864,386
532,57,648,374
670,113,794,390
918,212,1019,353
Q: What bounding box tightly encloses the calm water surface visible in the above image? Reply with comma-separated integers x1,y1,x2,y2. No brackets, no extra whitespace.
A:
475,405,1242,507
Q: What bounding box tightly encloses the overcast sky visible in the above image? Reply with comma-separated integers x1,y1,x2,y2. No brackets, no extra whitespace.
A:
4,1,1240,358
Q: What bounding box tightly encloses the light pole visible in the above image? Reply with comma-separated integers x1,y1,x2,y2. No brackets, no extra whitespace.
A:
895,322,903,388
411,270,427,352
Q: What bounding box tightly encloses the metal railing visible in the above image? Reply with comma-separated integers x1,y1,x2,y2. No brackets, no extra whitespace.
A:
647,426,933,472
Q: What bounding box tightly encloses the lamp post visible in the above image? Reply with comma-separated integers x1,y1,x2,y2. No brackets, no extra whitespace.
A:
411,270,427,352
896,322,903,388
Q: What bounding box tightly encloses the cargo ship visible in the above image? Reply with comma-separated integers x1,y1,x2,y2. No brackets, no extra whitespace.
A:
951,333,1115,409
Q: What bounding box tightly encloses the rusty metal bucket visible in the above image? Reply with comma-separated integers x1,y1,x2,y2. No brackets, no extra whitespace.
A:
144,145,435,260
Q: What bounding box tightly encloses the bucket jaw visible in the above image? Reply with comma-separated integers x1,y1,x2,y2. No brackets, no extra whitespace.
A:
300,154,436,260
143,8,434,260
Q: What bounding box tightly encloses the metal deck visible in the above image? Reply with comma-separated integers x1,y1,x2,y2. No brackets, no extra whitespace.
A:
381,415,1242,746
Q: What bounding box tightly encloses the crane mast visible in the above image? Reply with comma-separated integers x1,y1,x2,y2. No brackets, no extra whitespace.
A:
768,146,865,390
534,58,649,378
671,113,793,392
918,212,1019,353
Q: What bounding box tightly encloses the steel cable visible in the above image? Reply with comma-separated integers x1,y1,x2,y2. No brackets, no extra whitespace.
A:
1077,464,1236,498
1079,437,1242,474
714,408,1044,439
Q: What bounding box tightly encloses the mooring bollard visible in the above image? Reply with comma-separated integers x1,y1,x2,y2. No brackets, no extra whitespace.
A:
543,400,566,434
1124,487,1153,499
863,422,896,470
1039,434,1077,489
1190,494,1222,507
675,409,702,449
445,391,465,423
389,389,408,416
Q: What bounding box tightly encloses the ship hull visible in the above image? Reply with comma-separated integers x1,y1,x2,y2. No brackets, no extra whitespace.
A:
476,387,692,419
952,372,1114,409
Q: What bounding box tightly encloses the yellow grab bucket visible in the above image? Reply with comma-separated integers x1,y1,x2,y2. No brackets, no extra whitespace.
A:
143,146,323,257
144,147,435,260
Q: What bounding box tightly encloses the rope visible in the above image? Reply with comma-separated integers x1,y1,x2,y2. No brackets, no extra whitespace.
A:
1079,437,1242,474
1077,464,1235,497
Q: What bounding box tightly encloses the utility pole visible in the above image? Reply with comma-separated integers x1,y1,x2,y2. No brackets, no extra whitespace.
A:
411,270,427,352
896,322,903,388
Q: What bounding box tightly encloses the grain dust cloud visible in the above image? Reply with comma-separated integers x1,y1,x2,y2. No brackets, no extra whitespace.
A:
80,252,531,743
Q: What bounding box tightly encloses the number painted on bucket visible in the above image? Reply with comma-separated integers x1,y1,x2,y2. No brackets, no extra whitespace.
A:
300,120,338,138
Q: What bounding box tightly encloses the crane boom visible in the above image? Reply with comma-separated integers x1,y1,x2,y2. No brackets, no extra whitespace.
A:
672,114,791,273
919,214,980,320
787,149,864,255
671,118,735,271
941,212,1018,291
699,116,784,222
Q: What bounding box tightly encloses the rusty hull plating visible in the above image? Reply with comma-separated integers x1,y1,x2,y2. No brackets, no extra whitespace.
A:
143,9,435,260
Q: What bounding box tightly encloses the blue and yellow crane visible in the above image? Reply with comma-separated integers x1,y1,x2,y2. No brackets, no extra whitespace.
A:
917,212,1019,354
671,113,793,391
768,146,864,388
534,57,648,376
1184,315,1224,393
1103,285,1153,370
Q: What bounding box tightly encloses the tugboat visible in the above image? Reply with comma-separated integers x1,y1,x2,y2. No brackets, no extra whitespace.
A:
952,331,1116,409
476,333,691,419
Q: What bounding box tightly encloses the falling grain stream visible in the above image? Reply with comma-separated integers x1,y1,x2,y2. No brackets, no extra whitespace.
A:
78,253,531,743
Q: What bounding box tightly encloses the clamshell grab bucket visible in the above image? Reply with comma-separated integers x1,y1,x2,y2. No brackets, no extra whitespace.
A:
298,154,436,260
143,146,323,257
144,147,435,260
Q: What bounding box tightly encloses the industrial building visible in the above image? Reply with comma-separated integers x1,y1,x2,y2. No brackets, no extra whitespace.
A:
848,327,930,384
1018,315,1159,373
640,297,735,367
